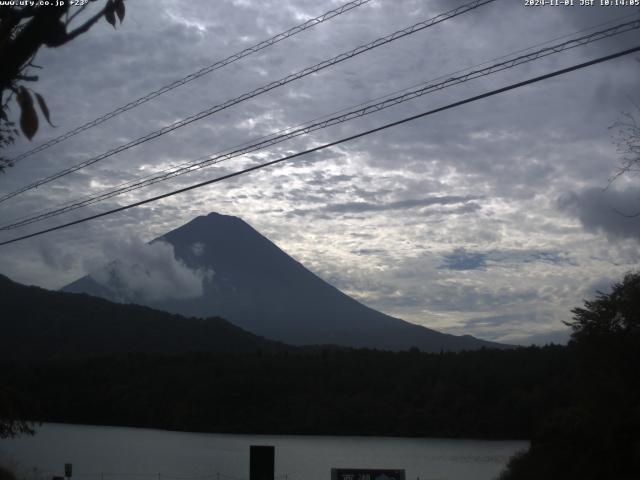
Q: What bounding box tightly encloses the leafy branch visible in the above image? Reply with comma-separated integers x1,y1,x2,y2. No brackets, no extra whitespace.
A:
0,0,126,172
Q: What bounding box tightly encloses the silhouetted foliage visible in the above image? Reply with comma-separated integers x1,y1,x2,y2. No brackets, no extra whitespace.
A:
0,1,125,172
566,271,640,340
0,386,36,439
499,272,640,480
0,465,17,480
610,102,640,185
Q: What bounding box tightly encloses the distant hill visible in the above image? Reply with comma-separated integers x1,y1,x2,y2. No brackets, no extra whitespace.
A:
64,212,507,352
0,274,291,363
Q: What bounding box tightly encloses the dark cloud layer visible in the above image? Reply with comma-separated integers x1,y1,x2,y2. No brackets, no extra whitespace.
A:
439,248,573,271
441,248,487,271
558,186,640,241
288,195,481,217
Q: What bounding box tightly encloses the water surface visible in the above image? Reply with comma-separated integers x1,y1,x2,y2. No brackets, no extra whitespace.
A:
0,424,527,480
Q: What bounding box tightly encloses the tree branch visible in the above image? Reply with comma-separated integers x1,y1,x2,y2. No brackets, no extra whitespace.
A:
15,74,38,82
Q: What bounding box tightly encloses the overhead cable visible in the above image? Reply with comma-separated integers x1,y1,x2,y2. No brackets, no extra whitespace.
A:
1,44,638,247
7,0,372,164
3,17,638,231
0,0,497,205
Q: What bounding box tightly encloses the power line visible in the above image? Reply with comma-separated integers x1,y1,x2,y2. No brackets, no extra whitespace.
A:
29,10,637,222
0,0,498,205
7,0,372,165
1,44,637,248
20,2,630,232
3,17,638,231
16,9,640,221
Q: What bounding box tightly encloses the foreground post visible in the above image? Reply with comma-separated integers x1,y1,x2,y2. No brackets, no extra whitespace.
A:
249,445,275,480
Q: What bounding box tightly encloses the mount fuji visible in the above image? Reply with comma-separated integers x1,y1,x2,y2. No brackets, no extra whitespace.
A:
63,212,505,351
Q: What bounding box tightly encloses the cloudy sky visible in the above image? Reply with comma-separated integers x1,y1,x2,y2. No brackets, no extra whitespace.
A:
1,0,639,345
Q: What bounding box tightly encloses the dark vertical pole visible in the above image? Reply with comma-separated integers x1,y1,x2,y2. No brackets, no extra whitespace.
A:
249,445,274,480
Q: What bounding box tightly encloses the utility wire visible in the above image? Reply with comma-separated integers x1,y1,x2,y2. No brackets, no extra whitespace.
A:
2,18,638,231
4,11,636,233
9,8,633,228
11,5,635,231
0,0,497,205
6,0,372,165
1,44,638,247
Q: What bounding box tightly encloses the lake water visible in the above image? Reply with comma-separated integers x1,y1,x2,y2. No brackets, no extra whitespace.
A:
0,424,527,480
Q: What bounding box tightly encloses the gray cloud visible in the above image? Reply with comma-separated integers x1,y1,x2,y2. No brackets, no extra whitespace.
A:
440,248,487,271
325,195,481,213
86,237,213,302
456,311,572,345
288,195,481,217
509,329,571,346
464,312,538,328
191,242,206,257
558,186,640,241
439,248,573,271
36,239,76,273
350,248,388,256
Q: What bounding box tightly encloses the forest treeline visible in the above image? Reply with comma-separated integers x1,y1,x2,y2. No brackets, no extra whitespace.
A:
4,345,570,439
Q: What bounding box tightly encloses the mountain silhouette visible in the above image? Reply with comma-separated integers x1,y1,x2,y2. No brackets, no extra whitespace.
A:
63,212,506,351
0,273,292,363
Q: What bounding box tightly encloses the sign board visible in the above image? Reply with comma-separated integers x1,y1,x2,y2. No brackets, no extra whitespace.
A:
64,464,73,478
331,469,405,480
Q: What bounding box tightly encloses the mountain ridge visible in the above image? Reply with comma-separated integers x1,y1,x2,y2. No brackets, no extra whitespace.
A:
63,212,508,352
0,273,292,363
